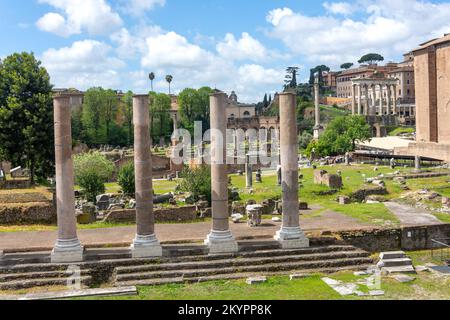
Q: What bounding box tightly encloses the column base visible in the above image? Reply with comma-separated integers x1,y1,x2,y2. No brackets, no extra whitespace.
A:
131,234,163,259
205,230,238,254
313,126,324,140
51,238,84,263
274,227,310,249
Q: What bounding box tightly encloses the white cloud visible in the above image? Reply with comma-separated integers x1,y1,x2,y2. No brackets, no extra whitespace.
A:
323,2,354,15
216,33,268,62
41,40,125,89
267,0,450,67
122,0,165,15
36,0,122,37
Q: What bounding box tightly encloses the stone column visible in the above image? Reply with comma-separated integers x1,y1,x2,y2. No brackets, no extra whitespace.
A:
415,155,421,172
387,85,392,115
313,81,323,140
51,95,83,263
393,85,398,115
378,84,383,115
357,84,362,115
351,84,356,115
245,154,253,189
274,93,309,249
131,95,162,258
205,92,238,254
365,85,370,116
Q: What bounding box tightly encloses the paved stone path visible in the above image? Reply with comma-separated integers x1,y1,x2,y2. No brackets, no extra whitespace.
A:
384,202,442,227
0,210,373,251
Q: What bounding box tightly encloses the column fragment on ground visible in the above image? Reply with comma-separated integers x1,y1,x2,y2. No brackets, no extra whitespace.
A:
205,92,238,254
51,95,84,263
131,95,162,258
274,93,309,249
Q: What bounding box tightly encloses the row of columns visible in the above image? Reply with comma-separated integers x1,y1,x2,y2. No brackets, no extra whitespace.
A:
50,92,309,263
351,83,398,116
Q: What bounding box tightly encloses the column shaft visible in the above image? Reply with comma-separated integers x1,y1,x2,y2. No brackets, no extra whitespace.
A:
131,95,162,258
51,95,83,263
351,84,356,115
274,93,309,249
205,92,238,254
379,84,383,115
357,85,362,115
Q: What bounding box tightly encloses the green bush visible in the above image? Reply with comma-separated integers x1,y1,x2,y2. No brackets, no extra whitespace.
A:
118,162,135,196
74,152,114,202
179,166,211,204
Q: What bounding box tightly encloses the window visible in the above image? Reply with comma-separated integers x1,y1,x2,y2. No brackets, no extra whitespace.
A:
243,111,251,117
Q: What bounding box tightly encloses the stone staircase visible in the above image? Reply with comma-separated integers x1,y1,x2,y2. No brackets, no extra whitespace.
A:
0,244,373,291
113,245,373,287
377,251,416,274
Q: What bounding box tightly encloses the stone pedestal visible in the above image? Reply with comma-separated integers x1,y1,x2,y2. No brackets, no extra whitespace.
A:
131,95,162,259
205,92,238,254
313,125,324,140
51,95,84,263
275,93,309,249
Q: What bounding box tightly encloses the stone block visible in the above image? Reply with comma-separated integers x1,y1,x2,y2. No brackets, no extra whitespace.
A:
290,274,310,280
392,275,416,283
299,202,309,210
339,196,351,205
246,276,267,285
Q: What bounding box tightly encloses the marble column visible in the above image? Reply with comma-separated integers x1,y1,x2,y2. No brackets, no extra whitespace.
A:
415,155,421,172
205,92,238,254
131,95,162,258
51,95,84,263
274,93,309,249
351,84,356,115
365,85,370,116
357,84,362,115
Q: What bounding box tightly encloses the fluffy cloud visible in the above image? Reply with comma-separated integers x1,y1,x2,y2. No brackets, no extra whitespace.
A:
323,2,354,15
216,33,268,62
36,0,122,37
267,0,450,66
122,0,166,15
41,40,125,89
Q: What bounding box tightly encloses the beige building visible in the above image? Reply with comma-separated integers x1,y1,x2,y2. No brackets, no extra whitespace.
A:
395,34,450,162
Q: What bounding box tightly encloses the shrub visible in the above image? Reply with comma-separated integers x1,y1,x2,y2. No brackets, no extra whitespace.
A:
74,152,114,202
179,166,211,204
118,162,135,196
298,131,313,150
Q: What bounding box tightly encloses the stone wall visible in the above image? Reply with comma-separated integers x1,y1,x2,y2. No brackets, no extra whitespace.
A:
103,205,198,223
0,202,56,224
349,186,388,202
394,142,450,162
335,224,450,253
0,180,31,190
314,170,343,189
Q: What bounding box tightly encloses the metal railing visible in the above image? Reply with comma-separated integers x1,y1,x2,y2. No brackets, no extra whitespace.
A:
431,238,450,263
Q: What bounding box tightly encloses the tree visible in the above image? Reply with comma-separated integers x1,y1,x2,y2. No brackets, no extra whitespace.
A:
149,72,155,92
150,92,172,142
82,87,105,145
73,152,114,203
117,162,135,196
0,52,54,183
307,115,371,157
263,94,268,108
120,91,133,145
102,89,119,144
298,131,313,150
178,87,213,134
358,53,384,65
165,75,173,94
341,63,354,70
285,67,300,89
310,65,330,85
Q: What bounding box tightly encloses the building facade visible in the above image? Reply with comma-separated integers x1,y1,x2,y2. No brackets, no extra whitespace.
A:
394,34,450,162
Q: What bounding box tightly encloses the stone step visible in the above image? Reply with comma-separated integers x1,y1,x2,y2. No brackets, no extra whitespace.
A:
381,266,417,274
116,264,373,287
115,257,373,282
380,258,413,268
0,276,92,291
0,270,91,283
115,250,370,275
379,251,407,260
0,246,360,274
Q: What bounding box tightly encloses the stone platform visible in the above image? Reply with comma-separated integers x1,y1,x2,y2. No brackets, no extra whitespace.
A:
0,241,373,291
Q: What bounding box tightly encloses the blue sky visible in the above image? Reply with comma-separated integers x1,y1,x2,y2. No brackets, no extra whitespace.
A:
1,0,450,102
